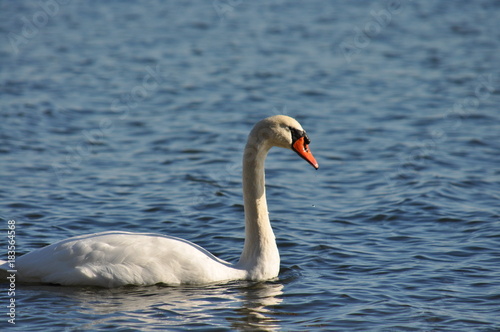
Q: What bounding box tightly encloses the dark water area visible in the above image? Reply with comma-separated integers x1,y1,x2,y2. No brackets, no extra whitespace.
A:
1,0,500,331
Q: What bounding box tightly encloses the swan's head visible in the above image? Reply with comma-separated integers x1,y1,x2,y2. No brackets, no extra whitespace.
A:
250,115,319,169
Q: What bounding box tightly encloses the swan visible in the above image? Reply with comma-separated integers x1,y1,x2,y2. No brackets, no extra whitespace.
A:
0,115,318,287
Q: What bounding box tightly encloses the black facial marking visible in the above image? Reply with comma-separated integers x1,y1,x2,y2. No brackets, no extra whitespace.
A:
289,127,310,145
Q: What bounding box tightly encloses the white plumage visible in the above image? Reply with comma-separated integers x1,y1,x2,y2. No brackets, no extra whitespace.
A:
0,115,318,287
7,231,244,287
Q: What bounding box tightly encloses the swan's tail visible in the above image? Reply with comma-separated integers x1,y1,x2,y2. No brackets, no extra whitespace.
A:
0,260,12,281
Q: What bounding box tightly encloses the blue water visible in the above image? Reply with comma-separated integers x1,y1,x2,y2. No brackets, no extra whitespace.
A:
1,0,500,330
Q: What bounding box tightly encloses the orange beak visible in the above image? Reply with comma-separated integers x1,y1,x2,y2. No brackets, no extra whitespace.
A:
292,137,319,169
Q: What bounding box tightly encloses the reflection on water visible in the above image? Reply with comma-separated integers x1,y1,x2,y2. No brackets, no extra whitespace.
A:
229,282,284,332
22,281,284,331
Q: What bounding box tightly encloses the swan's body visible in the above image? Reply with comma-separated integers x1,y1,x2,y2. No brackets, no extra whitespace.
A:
5,231,246,287
0,115,318,287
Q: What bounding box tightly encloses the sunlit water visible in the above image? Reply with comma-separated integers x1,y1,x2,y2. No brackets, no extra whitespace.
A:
1,1,499,331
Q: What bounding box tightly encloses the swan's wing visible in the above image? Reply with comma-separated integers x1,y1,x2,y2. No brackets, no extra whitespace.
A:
8,231,244,287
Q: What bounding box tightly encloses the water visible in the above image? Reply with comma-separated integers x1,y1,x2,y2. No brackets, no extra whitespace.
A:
1,0,499,330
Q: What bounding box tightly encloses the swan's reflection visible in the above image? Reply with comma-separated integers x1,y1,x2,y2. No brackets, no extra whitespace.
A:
228,281,284,331
23,281,284,331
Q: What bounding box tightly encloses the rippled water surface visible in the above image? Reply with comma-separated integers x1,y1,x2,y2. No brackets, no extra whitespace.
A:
1,1,500,331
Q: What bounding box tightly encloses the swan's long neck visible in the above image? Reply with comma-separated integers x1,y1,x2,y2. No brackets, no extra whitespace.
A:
237,136,280,279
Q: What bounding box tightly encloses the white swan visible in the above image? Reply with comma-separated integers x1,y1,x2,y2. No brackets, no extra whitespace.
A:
0,115,318,287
